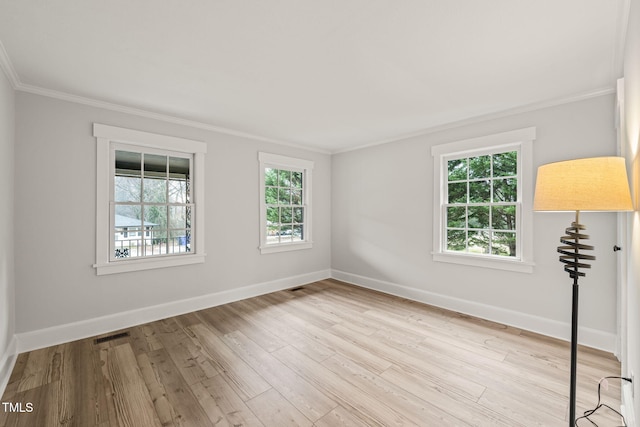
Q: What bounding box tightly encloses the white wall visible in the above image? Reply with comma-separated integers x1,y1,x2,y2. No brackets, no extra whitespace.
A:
332,94,621,351
0,67,16,390
13,92,331,347
623,0,640,421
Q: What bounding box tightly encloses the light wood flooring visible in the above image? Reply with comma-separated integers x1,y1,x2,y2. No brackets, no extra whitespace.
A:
0,279,624,426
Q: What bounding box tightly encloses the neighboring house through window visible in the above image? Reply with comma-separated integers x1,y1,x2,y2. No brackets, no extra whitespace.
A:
259,152,314,254
93,124,206,275
431,127,535,273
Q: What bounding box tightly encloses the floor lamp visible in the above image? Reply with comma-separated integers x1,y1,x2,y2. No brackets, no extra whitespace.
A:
533,156,633,426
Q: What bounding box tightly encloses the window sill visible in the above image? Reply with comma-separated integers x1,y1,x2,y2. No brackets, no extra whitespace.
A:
432,252,534,273
94,254,206,275
259,241,313,254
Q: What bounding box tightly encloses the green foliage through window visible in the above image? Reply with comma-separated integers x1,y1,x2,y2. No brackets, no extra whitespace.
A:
265,167,304,244
445,150,517,257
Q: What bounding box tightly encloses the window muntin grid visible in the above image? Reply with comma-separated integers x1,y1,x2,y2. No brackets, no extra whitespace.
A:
444,150,519,258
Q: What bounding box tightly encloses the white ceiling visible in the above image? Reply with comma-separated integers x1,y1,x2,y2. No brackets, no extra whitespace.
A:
0,1,628,153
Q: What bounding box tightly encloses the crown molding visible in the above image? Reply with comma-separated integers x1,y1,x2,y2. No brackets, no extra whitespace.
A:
333,87,617,155
15,83,332,155
1,32,617,158
613,0,631,78
0,40,20,88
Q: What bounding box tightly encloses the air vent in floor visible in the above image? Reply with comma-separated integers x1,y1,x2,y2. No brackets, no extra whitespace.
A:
94,331,130,344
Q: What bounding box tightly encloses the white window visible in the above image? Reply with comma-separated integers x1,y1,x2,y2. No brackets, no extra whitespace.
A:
94,124,206,275
259,152,313,254
432,127,535,273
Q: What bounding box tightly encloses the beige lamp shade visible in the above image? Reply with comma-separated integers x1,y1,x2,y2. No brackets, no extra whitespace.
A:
534,156,633,212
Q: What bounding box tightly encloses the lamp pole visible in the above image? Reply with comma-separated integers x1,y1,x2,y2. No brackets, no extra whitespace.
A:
559,210,594,426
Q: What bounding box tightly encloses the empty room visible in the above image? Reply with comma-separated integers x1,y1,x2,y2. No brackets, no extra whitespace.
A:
1,1,640,426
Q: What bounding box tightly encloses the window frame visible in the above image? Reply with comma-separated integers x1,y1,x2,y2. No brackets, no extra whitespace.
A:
93,124,207,275
431,127,536,273
259,152,314,254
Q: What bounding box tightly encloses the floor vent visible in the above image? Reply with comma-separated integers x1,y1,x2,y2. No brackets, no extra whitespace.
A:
94,331,130,344
288,287,304,292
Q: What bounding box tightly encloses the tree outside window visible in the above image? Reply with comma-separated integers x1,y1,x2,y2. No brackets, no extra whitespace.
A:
445,150,518,257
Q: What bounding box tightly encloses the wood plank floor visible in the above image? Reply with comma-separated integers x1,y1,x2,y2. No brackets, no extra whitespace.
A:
0,279,624,426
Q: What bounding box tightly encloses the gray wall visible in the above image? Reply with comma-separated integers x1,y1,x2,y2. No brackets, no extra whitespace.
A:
13,92,331,334
332,94,620,347
0,68,15,385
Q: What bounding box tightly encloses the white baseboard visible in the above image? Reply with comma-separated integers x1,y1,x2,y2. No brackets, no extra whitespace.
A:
0,336,17,398
622,381,637,427
16,269,331,354
331,269,617,353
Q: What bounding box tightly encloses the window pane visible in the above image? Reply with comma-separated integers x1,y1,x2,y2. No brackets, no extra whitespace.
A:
492,205,516,230
169,206,188,229
267,226,280,244
492,231,516,257
278,188,291,204
265,168,278,186
291,189,302,205
168,179,187,203
446,206,466,228
448,182,467,203
293,207,304,223
114,238,139,258
114,204,141,224
469,155,491,179
168,156,190,203
468,231,489,254
278,170,291,187
468,206,490,229
144,154,167,177
493,151,517,177
144,205,166,234
168,230,189,254
169,156,189,176
447,230,466,251
115,150,141,202
267,207,279,224
293,225,303,241
291,171,303,188
281,207,293,224
447,158,467,181
469,180,490,202
144,178,167,203
279,225,293,242
144,154,167,203
265,187,278,204
493,178,517,202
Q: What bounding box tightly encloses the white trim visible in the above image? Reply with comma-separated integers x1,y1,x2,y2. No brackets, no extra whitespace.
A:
258,152,315,170
0,336,18,398
432,252,534,274
622,381,636,427
16,269,331,353
258,152,314,254
431,127,536,273
331,269,616,353
94,254,206,275
0,40,20,89
334,88,613,154
431,127,536,157
94,123,207,154
17,83,331,154
93,124,207,275
1,43,608,157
